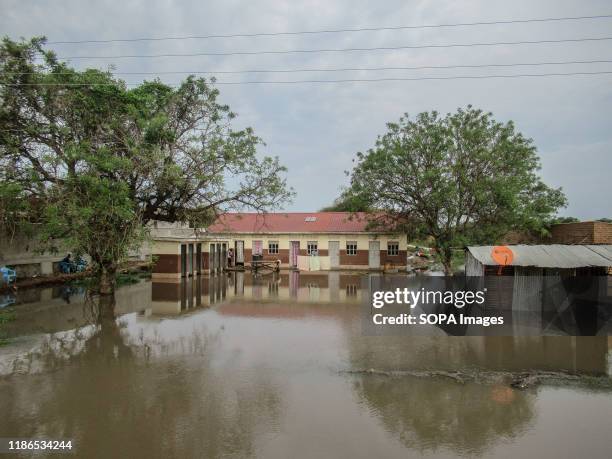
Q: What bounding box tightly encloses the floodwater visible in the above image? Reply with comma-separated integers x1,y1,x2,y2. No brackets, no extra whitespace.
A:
1,272,611,458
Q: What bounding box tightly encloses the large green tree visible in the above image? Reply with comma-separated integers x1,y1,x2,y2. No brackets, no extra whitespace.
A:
0,37,292,292
343,106,567,274
319,193,372,212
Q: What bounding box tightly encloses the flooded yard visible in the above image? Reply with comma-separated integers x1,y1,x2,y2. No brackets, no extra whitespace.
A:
1,272,611,458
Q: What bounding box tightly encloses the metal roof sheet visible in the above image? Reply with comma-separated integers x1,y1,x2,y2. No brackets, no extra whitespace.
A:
466,245,612,268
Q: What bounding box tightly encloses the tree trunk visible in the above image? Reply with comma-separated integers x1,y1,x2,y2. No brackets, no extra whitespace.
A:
442,259,453,276
440,248,454,276
98,263,117,295
97,291,116,321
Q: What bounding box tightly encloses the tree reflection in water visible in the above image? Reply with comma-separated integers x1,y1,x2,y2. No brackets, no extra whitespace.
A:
352,374,533,455
344,331,610,456
0,290,283,458
0,274,610,458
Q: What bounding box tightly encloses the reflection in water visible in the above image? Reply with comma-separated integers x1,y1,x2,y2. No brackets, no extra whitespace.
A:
353,375,533,455
346,334,611,375
0,289,282,458
148,271,363,315
0,272,611,458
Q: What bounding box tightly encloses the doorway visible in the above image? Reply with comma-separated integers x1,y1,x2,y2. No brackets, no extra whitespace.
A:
188,243,194,276
215,243,222,271
368,241,380,269
196,243,202,274
329,241,340,268
235,240,245,266
209,244,216,271
290,241,300,268
180,244,187,277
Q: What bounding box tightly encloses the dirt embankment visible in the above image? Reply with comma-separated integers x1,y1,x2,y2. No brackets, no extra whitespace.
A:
0,262,152,293
0,271,92,293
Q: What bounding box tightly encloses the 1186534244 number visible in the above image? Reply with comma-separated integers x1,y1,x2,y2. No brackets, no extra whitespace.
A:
1,439,73,453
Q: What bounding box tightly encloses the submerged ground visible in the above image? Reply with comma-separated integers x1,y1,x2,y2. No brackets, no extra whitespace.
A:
0,272,611,458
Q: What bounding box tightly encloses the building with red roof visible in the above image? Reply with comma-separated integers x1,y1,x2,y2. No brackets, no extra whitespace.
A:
206,212,407,270
151,212,408,277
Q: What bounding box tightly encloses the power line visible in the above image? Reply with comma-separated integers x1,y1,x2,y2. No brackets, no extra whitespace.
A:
52,36,612,59
5,58,612,76
179,71,612,84
3,70,612,86
45,14,612,44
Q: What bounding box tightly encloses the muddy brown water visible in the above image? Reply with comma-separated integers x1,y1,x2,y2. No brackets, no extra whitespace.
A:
0,272,611,458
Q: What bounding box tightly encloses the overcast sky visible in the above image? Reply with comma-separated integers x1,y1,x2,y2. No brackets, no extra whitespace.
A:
2,0,611,219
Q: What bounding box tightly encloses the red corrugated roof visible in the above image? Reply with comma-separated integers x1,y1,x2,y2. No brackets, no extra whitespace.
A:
207,212,389,233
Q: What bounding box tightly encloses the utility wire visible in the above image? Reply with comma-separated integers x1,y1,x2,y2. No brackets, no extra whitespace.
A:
45,14,612,44
3,70,612,86
211,70,612,84
0,59,612,75
52,36,612,59
5,58,612,76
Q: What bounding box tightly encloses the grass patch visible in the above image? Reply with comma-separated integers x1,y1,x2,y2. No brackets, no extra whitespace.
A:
137,271,152,279
0,309,16,324
116,272,142,287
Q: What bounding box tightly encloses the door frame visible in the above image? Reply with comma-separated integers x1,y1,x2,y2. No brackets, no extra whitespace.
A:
290,241,300,268
368,240,381,269
180,244,187,277
188,243,194,276
209,243,216,271
329,240,340,269
235,240,245,265
196,243,202,274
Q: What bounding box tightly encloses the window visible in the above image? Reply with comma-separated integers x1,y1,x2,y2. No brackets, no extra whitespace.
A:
268,241,279,254
253,240,263,256
346,284,358,297
346,242,357,256
387,241,399,256
307,241,318,256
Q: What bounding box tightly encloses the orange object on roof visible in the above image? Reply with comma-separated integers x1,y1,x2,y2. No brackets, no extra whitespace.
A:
491,246,514,266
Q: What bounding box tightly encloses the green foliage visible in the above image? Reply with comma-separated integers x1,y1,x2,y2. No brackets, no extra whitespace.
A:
344,106,567,273
320,192,372,212
597,218,612,223
549,216,581,224
40,174,145,276
1,37,292,291
0,181,34,239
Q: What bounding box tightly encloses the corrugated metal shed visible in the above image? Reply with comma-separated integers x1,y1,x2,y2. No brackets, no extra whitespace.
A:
466,245,612,269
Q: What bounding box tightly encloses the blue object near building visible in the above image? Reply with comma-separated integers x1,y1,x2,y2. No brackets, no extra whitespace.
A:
1,266,17,284
75,258,88,272
59,261,72,274
59,258,88,274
